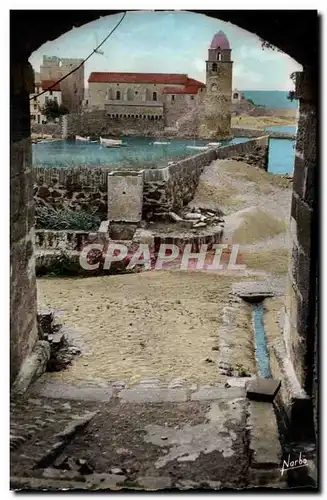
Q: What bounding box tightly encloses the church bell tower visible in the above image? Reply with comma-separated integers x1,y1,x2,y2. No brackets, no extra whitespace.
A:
200,31,233,139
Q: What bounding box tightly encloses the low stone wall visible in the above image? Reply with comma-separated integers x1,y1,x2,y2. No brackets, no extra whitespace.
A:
31,122,62,138
34,166,110,218
142,135,269,216
231,126,296,139
33,136,269,219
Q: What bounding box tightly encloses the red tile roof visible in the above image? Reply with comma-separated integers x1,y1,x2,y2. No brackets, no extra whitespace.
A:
41,80,61,92
162,78,205,95
88,72,190,85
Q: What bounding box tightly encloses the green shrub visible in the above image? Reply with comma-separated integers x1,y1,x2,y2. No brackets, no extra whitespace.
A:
35,205,101,231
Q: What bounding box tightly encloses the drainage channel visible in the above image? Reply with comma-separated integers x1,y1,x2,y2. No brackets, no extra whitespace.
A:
252,302,271,378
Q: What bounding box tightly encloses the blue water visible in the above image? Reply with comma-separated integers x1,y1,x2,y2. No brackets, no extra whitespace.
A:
32,136,247,170
243,90,298,109
253,303,271,378
32,136,295,174
267,138,295,174
265,125,297,134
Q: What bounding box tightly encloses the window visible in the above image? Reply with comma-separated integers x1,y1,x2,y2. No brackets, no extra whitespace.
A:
37,115,40,124
233,93,239,99
190,96,194,100
31,114,35,121
116,90,121,100
54,96,58,104
128,114,130,118
131,115,134,118
34,103,37,110
135,91,138,95
33,96,37,101
153,92,157,101
171,95,175,102
217,53,222,61
50,90,53,96
212,63,217,72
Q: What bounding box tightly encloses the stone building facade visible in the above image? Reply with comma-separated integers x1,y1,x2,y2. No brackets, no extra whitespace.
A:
30,79,62,124
85,30,233,138
86,72,205,128
39,56,84,113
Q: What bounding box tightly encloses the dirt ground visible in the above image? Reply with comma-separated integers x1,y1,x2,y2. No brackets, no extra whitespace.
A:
37,270,254,385
231,115,297,128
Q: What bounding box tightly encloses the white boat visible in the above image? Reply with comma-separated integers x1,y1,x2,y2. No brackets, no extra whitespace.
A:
76,135,90,141
207,142,221,147
153,141,171,145
186,145,209,151
100,137,123,148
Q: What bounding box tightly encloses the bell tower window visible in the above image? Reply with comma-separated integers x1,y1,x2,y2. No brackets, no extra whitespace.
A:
153,91,157,101
212,63,217,72
116,90,121,100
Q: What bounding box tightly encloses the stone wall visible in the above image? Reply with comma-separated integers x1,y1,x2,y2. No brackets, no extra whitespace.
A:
65,110,164,138
33,136,269,220
231,127,296,140
284,71,317,394
270,69,318,441
11,59,39,385
31,121,62,138
34,166,110,218
142,136,269,216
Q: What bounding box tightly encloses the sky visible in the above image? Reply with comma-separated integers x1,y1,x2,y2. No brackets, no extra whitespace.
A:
29,10,302,91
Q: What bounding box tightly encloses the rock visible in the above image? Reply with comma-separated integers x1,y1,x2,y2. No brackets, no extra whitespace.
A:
185,213,202,220
77,458,94,475
193,222,207,228
169,212,183,222
110,467,125,475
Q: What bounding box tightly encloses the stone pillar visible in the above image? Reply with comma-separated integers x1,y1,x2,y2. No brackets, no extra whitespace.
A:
284,69,317,396
10,59,38,385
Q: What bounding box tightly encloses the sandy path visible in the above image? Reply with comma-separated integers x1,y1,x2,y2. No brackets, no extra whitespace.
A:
38,270,250,385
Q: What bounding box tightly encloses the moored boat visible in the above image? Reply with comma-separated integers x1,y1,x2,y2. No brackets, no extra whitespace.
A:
186,145,209,151
76,135,90,141
100,137,123,148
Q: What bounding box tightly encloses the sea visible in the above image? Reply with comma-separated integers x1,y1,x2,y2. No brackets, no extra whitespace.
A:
242,90,298,109
32,135,294,175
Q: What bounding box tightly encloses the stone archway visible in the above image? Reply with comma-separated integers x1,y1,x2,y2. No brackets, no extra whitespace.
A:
10,12,318,441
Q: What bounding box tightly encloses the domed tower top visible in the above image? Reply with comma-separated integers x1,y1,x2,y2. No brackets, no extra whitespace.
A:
210,31,230,51
208,30,232,62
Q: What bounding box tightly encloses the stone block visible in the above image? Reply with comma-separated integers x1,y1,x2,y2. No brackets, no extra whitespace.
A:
232,280,274,302
248,401,282,467
191,387,245,401
118,388,188,403
107,172,143,223
246,378,281,402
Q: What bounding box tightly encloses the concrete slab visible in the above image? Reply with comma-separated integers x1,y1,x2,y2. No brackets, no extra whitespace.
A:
248,401,282,468
246,377,281,402
117,388,188,403
31,381,113,402
107,172,143,223
191,387,245,401
232,280,274,302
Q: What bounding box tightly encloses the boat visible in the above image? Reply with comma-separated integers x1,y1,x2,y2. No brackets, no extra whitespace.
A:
153,141,171,145
186,145,209,151
76,135,90,141
207,142,221,147
100,137,123,148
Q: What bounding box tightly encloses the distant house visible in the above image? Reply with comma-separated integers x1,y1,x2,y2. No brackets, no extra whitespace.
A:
30,80,62,124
